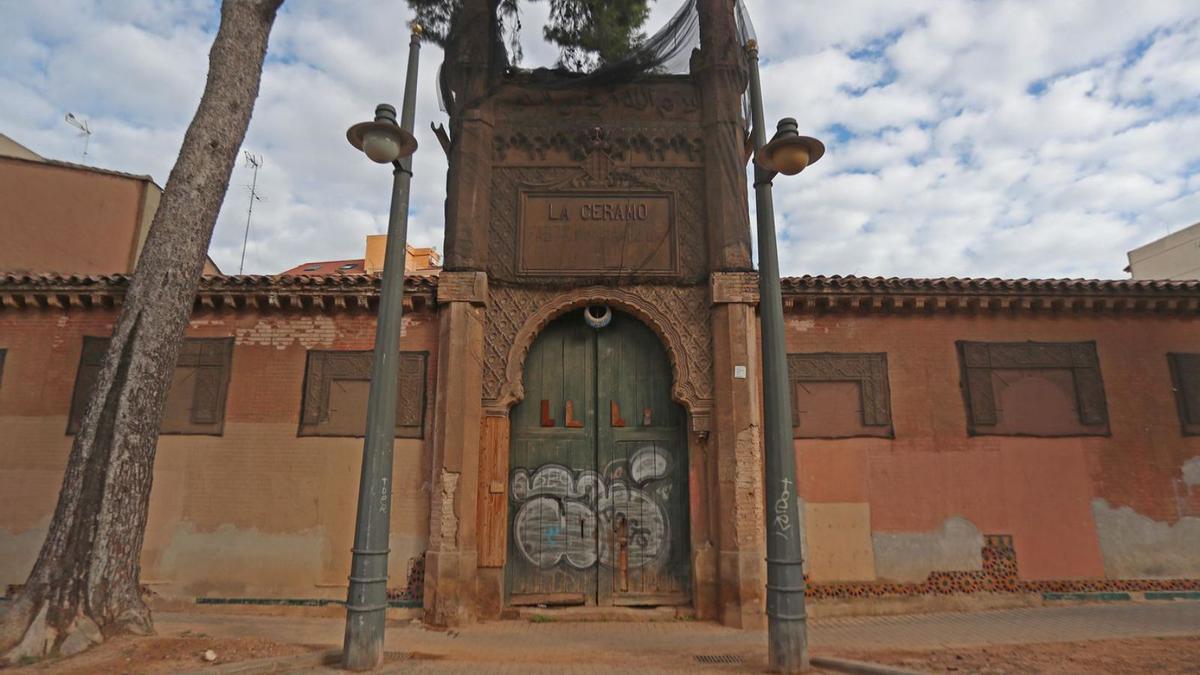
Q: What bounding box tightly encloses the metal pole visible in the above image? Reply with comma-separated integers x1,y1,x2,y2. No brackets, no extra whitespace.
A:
342,29,421,672
747,42,809,673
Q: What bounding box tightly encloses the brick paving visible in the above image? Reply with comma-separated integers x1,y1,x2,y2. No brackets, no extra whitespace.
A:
160,600,1200,674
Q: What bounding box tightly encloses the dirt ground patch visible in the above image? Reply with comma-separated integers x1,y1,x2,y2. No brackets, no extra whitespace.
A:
7,633,321,675
835,635,1200,674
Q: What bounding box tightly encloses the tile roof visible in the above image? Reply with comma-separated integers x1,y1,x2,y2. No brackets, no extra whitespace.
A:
779,275,1200,314
780,275,1200,294
0,272,437,312
279,259,368,275
0,273,1195,315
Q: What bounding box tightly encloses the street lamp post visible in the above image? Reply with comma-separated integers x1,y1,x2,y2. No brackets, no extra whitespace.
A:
341,27,422,672
746,39,825,674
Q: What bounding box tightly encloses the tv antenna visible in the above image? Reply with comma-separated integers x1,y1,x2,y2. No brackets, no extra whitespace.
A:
238,151,265,274
64,113,92,160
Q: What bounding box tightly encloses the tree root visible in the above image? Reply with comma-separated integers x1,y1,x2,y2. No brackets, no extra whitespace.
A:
0,599,106,664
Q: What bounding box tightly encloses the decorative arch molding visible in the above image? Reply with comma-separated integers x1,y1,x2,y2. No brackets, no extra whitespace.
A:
483,284,713,432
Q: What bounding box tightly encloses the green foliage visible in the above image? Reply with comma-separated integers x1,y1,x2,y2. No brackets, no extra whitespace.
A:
542,0,652,70
406,0,652,70
528,614,555,622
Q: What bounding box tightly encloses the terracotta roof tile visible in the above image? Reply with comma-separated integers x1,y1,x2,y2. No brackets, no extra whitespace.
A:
779,275,1199,294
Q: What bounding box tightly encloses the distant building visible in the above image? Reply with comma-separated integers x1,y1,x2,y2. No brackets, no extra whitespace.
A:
0,134,220,275
1127,222,1200,280
279,236,440,276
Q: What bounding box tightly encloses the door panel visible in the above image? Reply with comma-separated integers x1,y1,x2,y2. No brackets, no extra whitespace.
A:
596,314,690,605
507,310,689,607
507,315,596,604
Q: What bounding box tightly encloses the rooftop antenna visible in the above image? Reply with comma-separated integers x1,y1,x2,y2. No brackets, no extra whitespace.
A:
64,113,92,161
238,151,265,274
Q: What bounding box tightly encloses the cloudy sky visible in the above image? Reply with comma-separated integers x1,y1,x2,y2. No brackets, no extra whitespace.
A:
3,1,1199,279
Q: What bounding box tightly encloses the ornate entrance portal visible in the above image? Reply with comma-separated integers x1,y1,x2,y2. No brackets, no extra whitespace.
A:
506,309,690,606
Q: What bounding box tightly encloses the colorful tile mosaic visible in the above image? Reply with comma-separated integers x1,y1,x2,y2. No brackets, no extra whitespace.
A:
387,552,426,604
804,534,1200,599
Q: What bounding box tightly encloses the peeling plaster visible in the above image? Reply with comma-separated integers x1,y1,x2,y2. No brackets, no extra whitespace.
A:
788,317,816,333
732,425,764,546
0,518,49,588
435,470,460,549
1092,499,1200,579
1183,457,1200,488
153,522,326,597
872,516,984,583
234,316,337,350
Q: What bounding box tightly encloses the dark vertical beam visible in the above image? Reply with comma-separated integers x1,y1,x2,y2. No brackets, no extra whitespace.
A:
695,0,753,272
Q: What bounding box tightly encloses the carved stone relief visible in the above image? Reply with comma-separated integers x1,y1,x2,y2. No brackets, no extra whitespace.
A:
299,350,428,438
484,284,713,432
957,341,1109,436
493,125,704,167
491,83,703,126
787,353,893,438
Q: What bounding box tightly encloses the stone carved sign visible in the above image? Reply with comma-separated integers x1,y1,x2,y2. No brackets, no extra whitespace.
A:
491,164,706,284
787,353,893,438
518,191,677,276
957,341,1109,436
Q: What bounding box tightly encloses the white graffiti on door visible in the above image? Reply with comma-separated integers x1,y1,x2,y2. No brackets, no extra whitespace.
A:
511,446,672,570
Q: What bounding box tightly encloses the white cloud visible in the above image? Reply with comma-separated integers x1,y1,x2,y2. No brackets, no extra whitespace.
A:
1,0,1198,280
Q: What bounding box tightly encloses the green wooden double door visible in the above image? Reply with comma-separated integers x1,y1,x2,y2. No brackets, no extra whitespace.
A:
507,309,691,607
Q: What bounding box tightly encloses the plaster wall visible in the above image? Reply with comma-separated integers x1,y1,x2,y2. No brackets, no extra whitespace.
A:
785,311,1200,584
1127,221,1200,280
0,305,437,600
0,158,150,274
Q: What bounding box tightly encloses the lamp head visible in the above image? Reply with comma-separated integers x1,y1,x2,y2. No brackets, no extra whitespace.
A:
346,103,417,164
756,118,824,176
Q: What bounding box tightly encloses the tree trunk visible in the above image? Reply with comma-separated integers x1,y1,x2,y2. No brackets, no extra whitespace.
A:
0,0,284,662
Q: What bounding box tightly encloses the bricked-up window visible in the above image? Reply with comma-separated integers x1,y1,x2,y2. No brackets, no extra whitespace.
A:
1168,353,1200,436
68,337,234,435
787,353,894,439
957,341,1109,437
299,350,427,438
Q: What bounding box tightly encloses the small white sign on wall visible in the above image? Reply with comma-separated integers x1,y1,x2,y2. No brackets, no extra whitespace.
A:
734,365,747,379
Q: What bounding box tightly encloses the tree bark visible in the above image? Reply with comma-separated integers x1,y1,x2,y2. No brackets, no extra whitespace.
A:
0,0,284,662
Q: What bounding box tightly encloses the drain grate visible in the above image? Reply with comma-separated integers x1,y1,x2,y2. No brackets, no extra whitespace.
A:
694,654,744,665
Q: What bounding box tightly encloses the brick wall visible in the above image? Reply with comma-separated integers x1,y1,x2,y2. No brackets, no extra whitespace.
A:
786,310,1200,585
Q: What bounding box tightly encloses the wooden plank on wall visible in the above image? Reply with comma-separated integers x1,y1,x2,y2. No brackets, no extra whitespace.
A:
477,414,510,568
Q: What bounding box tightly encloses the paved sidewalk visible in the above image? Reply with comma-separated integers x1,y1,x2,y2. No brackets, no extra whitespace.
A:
161,600,1200,673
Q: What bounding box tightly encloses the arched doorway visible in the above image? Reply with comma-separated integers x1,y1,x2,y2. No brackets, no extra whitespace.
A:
505,308,691,607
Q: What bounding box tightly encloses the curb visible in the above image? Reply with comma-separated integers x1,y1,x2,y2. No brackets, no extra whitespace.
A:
812,656,929,675
178,649,337,674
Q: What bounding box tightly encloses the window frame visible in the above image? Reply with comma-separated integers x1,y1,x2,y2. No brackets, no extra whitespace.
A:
67,336,234,436
1167,353,1200,436
956,340,1109,437
297,349,429,438
787,352,894,439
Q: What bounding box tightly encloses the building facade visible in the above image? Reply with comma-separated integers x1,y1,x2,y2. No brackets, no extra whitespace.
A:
1127,221,1200,280
1,3,1199,628
0,139,219,276
1,273,1198,621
